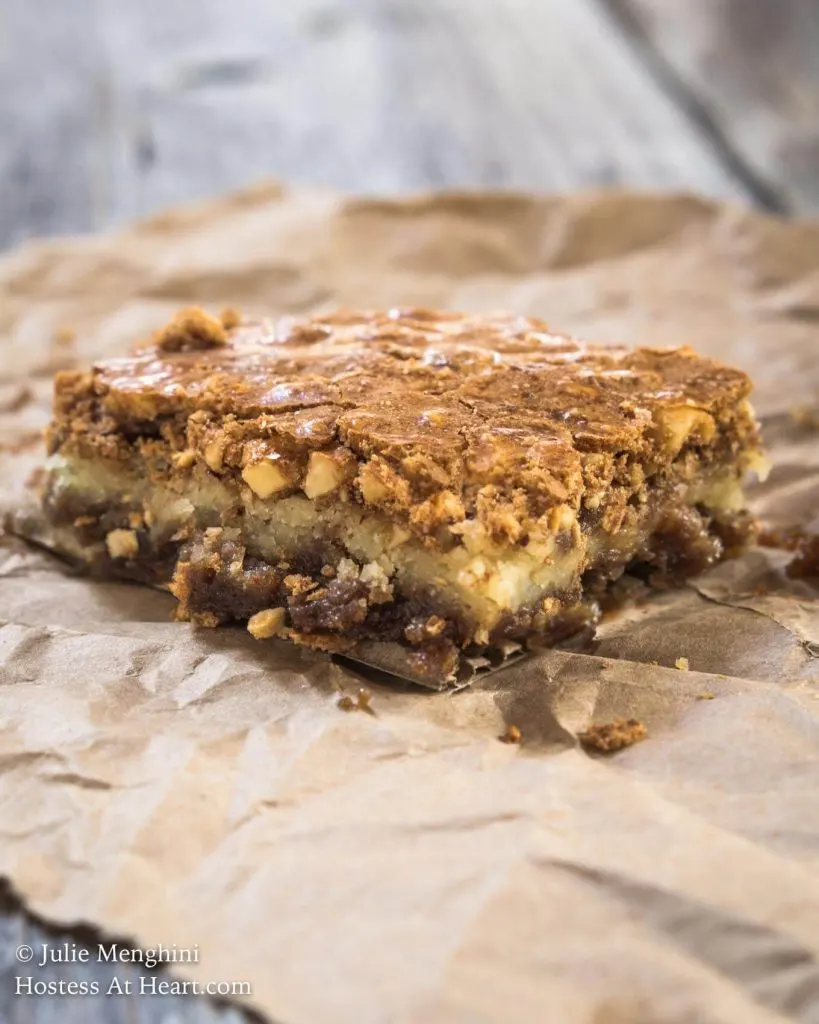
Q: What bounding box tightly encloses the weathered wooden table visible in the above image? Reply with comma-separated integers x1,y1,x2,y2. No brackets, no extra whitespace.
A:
1,0,818,1019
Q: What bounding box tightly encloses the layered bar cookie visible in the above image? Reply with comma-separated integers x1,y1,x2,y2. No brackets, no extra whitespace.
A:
37,307,764,683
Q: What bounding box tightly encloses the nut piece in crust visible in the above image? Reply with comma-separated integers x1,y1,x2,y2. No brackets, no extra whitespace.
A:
242,459,290,498
155,308,227,353
247,607,287,639
579,718,647,753
304,451,347,499
105,529,139,560
656,406,716,457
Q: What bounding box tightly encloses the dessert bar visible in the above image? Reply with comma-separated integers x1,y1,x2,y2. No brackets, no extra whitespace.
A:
38,307,764,683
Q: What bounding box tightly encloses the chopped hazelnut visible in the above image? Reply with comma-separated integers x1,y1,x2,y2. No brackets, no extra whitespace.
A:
242,459,290,498
657,406,716,457
304,451,345,499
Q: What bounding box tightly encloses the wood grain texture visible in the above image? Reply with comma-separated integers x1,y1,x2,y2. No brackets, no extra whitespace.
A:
607,0,819,213
0,0,747,248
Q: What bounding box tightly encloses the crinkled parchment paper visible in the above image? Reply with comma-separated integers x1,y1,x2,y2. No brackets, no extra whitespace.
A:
1,186,819,1024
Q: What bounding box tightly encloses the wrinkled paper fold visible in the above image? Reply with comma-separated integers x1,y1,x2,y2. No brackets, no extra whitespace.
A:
1,186,818,1023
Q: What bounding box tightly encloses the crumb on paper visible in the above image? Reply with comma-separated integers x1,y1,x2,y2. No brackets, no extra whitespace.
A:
53,326,76,346
790,404,819,431
337,688,374,714
220,307,242,330
579,718,647,753
500,724,522,744
696,692,715,701
675,656,690,671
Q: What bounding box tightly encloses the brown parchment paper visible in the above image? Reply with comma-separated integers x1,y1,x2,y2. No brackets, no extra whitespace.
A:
1,186,819,1024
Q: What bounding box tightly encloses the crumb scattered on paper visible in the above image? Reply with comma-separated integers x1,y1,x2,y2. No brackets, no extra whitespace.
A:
579,718,648,753
675,657,690,671
52,326,76,346
697,692,716,701
337,688,374,714
500,724,522,744
790,404,819,430
220,307,243,330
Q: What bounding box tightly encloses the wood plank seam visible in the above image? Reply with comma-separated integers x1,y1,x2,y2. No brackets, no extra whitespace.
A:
597,0,791,213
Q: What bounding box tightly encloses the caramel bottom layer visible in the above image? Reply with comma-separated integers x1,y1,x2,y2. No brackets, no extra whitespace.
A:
40,456,753,683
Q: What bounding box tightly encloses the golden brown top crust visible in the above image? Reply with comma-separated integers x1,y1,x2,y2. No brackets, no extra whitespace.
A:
48,307,759,544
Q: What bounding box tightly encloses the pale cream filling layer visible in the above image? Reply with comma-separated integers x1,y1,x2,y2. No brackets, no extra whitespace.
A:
47,455,746,632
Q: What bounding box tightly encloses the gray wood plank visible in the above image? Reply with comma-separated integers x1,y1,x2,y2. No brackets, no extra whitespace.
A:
0,0,102,248
0,0,747,249
605,0,819,213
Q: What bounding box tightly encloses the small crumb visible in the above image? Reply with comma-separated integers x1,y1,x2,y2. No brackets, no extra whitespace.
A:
53,326,76,346
696,692,715,701
500,724,522,744
73,515,96,528
172,449,196,469
155,307,227,353
247,607,287,639
675,657,690,671
337,688,375,713
321,565,336,578
283,573,318,596
790,404,819,431
105,528,139,560
220,307,242,331
192,611,220,628
579,718,648,754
